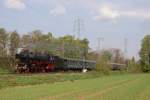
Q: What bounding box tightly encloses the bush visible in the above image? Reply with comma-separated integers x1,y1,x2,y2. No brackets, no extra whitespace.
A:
141,64,150,72
127,58,141,73
0,57,15,72
96,59,111,74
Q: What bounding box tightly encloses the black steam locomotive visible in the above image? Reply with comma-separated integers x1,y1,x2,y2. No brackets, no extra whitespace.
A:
15,49,96,73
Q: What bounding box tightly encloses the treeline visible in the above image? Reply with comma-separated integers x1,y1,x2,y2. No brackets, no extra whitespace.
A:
96,50,142,74
0,28,92,71
0,27,149,73
0,28,126,72
96,35,150,73
0,28,89,59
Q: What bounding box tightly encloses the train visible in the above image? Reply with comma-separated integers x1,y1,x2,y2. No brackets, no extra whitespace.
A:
15,49,96,73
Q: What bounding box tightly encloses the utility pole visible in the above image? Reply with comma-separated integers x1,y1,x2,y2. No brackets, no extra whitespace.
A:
73,17,86,69
73,17,84,39
97,37,104,51
73,17,85,59
61,40,64,57
124,38,128,59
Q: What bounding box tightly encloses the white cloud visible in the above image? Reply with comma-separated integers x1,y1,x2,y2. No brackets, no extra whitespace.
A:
5,0,26,10
92,4,150,21
93,5,120,21
50,5,66,16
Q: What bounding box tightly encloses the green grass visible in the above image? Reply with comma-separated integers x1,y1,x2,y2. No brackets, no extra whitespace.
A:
0,68,11,74
0,69,127,89
0,71,105,89
0,73,149,100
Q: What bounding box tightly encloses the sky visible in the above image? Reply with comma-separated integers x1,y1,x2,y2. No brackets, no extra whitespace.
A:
0,0,150,59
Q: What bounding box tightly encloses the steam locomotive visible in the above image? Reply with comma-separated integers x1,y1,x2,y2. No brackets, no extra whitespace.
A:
15,48,96,73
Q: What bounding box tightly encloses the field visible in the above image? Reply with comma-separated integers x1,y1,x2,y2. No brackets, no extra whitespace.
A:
0,73,149,100
0,71,104,89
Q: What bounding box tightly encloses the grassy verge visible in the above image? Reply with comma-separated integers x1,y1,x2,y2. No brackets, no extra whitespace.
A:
0,73,149,100
0,71,105,89
0,70,129,89
0,68,11,74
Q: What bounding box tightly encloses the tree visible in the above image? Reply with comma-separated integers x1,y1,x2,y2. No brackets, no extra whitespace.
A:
30,30,42,43
21,34,32,46
0,28,8,56
9,31,20,57
127,57,141,73
87,51,98,60
101,50,112,61
59,35,81,58
47,32,53,39
113,49,124,64
41,32,53,42
81,38,89,59
96,50,112,74
139,35,150,72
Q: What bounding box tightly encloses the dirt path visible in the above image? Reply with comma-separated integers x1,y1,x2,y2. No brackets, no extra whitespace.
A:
78,79,138,100
39,87,89,100
40,78,135,100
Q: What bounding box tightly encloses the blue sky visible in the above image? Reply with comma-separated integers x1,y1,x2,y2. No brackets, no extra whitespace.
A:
0,0,150,59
